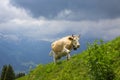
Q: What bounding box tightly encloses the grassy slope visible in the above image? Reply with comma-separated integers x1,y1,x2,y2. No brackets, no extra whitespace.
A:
17,36,120,80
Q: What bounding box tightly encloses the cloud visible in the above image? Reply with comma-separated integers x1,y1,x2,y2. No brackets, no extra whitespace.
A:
0,0,31,22
0,0,120,42
11,0,120,20
0,33,20,41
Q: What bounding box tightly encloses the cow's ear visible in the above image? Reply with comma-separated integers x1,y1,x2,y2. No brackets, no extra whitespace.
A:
72,34,74,37
68,37,73,41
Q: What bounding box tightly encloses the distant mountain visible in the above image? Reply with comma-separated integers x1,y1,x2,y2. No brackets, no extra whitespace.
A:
0,38,51,72
0,36,91,73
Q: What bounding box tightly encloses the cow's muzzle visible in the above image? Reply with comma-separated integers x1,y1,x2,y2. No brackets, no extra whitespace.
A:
73,47,77,50
73,45,80,50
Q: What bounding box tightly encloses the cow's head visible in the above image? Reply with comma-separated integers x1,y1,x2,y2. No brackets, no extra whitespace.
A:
69,34,80,50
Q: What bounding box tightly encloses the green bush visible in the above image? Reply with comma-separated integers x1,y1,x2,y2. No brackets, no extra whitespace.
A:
87,40,115,80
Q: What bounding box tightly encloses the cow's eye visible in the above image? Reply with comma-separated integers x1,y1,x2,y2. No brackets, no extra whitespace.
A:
73,39,76,41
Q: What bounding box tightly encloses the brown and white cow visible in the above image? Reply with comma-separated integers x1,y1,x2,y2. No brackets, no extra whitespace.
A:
49,35,80,63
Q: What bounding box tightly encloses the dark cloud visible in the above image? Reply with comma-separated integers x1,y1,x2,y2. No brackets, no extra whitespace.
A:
11,0,120,20
0,0,120,41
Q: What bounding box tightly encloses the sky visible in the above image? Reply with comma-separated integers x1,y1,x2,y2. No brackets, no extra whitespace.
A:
0,0,120,42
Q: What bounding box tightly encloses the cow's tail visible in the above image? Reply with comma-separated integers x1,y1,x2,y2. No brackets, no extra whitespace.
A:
49,50,54,56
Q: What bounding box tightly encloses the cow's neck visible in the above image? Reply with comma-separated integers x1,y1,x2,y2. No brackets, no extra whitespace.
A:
66,42,73,50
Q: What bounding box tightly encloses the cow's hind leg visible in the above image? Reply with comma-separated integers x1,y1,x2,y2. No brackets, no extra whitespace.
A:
49,50,53,56
52,51,57,64
53,57,57,64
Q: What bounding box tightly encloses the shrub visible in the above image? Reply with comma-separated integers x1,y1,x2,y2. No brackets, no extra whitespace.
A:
87,40,115,80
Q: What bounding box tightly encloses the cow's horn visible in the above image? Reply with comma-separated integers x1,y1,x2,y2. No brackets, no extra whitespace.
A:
72,34,74,37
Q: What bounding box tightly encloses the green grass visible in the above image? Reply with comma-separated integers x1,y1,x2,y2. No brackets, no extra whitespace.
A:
17,36,120,80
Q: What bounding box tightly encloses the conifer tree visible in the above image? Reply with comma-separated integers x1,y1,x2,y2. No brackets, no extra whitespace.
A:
1,65,7,80
6,64,15,80
16,72,25,79
0,64,15,80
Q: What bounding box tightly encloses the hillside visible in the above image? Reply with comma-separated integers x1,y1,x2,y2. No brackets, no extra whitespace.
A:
17,36,120,80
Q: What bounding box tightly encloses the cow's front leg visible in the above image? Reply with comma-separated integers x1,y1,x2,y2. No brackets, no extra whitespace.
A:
67,53,71,61
63,47,70,53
